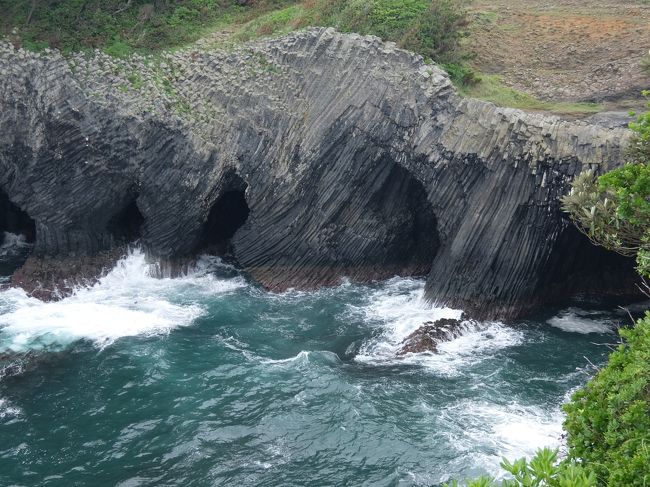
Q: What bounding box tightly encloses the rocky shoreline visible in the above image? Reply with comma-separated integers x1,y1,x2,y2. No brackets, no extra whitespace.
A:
0,28,641,319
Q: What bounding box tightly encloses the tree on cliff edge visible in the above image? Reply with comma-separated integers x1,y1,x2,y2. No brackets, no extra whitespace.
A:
562,91,650,278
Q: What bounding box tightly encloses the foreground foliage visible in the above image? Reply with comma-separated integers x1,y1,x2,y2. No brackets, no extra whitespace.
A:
564,314,650,486
445,448,596,487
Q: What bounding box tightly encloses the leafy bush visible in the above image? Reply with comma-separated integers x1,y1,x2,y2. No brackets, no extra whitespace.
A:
628,90,650,163
442,62,482,87
323,0,468,65
445,448,597,487
563,314,650,486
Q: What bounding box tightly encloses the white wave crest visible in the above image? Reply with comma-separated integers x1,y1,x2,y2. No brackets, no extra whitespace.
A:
0,249,247,353
547,308,617,334
351,278,522,373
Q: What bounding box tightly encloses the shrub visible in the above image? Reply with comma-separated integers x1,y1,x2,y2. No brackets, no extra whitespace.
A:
563,314,650,486
445,448,597,487
561,92,650,276
323,0,468,65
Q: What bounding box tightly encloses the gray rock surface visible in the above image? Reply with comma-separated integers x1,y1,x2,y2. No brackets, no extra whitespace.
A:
0,28,640,319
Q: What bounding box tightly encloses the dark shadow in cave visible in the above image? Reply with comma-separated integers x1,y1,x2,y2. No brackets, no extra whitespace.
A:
540,221,643,306
0,188,36,275
368,162,440,276
0,189,36,245
198,178,250,256
107,199,145,244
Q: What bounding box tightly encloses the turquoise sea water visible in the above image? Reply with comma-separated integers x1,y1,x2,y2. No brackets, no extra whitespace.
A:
0,237,631,486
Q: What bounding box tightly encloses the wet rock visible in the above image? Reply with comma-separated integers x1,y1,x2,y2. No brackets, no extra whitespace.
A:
397,318,467,355
10,249,125,300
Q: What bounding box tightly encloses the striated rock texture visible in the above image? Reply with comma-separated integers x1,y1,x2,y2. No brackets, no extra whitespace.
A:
0,28,640,319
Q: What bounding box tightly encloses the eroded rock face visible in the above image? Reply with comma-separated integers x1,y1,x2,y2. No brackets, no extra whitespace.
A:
0,28,641,319
397,318,467,355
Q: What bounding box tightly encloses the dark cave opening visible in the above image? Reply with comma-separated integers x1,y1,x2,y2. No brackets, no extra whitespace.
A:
0,190,36,246
541,219,643,305
0,189,36,276
371,163,440,276
200,189,250,256
107,200,145,244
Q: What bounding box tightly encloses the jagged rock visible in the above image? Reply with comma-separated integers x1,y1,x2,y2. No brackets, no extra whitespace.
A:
397,318,467,355
0,28,642,319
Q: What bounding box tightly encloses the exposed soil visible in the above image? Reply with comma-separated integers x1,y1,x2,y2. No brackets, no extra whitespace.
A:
468,0,650,110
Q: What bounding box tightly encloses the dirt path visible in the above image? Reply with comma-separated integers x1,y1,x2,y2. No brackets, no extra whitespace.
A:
468,0,650,110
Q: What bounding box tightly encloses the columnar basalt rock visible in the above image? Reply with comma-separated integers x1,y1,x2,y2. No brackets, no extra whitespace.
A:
0,28,640,319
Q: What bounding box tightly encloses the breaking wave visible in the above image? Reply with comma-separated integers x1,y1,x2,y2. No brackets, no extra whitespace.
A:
0,249,246,353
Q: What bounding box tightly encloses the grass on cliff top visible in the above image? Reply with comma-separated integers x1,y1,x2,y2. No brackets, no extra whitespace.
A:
460,74,604,115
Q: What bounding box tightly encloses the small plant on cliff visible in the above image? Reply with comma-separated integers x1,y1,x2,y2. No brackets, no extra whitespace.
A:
561,91,650,276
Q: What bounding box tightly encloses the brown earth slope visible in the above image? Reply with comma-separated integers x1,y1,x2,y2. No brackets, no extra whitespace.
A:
468,0,650,110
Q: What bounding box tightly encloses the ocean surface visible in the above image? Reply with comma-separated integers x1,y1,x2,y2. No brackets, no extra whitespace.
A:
0,232,633,486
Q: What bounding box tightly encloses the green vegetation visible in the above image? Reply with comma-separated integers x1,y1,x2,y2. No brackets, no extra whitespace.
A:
1,0,471,80
0,0,294,55
564,315,650,486
459,74,603,114
445,448,597,486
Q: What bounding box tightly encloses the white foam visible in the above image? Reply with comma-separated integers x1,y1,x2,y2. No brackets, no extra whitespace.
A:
442,400,564,479
0,397,21,418
548,308,616,334
261,350,312,365
351,278,522,373
0,232,31,257
0,249,247,353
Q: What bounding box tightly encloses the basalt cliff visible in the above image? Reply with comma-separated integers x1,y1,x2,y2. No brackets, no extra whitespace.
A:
0,28,639,319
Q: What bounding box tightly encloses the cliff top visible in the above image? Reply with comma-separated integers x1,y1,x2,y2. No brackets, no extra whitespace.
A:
1,0,648,117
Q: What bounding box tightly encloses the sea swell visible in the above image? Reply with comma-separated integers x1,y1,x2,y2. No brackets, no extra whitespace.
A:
0,248,621,485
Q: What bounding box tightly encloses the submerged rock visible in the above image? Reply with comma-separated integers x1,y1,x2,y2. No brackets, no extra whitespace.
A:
0,28,642,319
397,318,468,355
